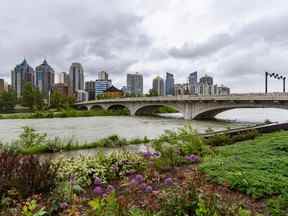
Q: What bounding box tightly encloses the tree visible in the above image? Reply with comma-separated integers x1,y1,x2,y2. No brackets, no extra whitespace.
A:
146,89,158,97
22,83,44,110
50,90,75,110
0,91,17,112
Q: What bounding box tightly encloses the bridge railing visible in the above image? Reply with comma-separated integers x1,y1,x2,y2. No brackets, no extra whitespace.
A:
76,92,288,105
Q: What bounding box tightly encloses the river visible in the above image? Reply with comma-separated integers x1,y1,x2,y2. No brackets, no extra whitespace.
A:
0,108,288,144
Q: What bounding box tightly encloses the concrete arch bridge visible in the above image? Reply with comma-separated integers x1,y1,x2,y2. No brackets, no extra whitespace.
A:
75,94,288,120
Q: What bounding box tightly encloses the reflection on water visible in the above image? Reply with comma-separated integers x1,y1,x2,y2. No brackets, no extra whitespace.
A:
216,108,288,123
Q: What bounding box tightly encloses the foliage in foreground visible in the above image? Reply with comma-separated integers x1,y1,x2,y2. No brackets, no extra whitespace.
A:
55,151,146,187
200,131,288,198
152,125,211,169
0,126,150,155
0,152,58,198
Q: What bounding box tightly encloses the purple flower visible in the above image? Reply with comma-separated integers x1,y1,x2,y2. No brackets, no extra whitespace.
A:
139,183,147,190
143,151,154,159
93,186,104,196
69,175,75,184
135,174,144,183
106,185,115,193
164,177,173,186
153,152,161,157
60,202,69,209
94,177,102,186
144,185,153,193
130,178,138,185
185,154,201,163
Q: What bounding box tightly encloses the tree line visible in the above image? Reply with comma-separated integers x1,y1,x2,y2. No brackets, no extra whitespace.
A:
0,83,75,112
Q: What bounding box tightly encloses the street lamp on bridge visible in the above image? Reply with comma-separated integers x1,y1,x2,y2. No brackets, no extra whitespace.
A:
265,72,286,94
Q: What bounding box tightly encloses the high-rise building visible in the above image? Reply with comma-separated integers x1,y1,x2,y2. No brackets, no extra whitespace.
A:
199,75,213,86
199,75,213,96
95,80,112,96
59,72,70,85
35,60,55,97
69,63,84,94
165,72,174,96
188,71,198,95
127,73,143,96
75,90,88,102
98,71,108,80
53,83,69,97
11,59,35,98
85,81,96,100
217,85,230,96
95,71,112,96
0,79,8,93
174,83,190,96
152,76,165,96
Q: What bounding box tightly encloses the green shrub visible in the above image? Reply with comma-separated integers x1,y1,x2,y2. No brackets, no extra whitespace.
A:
21,199,47,216
267,193,288,216
205,129,258,146
88,192,125,216
153,125,210,156
152,125,211,169
55,151,146,187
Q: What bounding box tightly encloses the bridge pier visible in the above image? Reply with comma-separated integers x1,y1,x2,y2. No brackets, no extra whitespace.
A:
183,103,193,120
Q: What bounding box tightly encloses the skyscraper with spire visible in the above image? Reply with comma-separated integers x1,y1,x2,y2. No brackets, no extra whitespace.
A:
11,59,35,98
35,60,55,97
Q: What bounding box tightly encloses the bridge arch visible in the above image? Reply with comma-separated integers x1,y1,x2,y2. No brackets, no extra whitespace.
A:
107,104,130,115
90,104,105,110
134,103,184,116
192,104,288,120
76,105,89,110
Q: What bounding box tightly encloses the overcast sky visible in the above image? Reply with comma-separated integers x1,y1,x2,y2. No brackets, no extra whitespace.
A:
1,0,288,93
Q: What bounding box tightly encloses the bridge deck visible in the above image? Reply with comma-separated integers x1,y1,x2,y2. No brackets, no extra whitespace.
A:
76,94,288,105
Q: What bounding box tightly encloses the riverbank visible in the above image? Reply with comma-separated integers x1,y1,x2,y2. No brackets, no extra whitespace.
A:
0,121,277,156
0,109,130,120
1,127,287,215
0,127,150,155
0,106,178,120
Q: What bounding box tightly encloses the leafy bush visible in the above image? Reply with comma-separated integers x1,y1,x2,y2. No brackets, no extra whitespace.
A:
205,129,258,146
267,193,288,216
88,192,125,216
56,151,146,187
18,126,47,149
153,125,210,156
152,125,210,169
157,182,255,216
21,199,47,216
0,152,58,198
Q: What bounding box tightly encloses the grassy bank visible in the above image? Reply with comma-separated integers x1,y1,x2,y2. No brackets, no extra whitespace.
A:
0,108,129,120
200,131,288,214
0,127,150,155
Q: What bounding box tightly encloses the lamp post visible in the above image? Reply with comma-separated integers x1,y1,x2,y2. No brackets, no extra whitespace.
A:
265,72,286,94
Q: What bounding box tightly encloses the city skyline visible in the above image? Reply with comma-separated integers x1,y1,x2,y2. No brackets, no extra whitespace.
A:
1,1,288,93
6,58,230,97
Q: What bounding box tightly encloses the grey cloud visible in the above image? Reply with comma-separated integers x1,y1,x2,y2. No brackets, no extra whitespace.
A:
169,34,234,59
169,15,288,60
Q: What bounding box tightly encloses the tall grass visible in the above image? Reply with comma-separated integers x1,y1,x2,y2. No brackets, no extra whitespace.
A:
0,127,150,155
